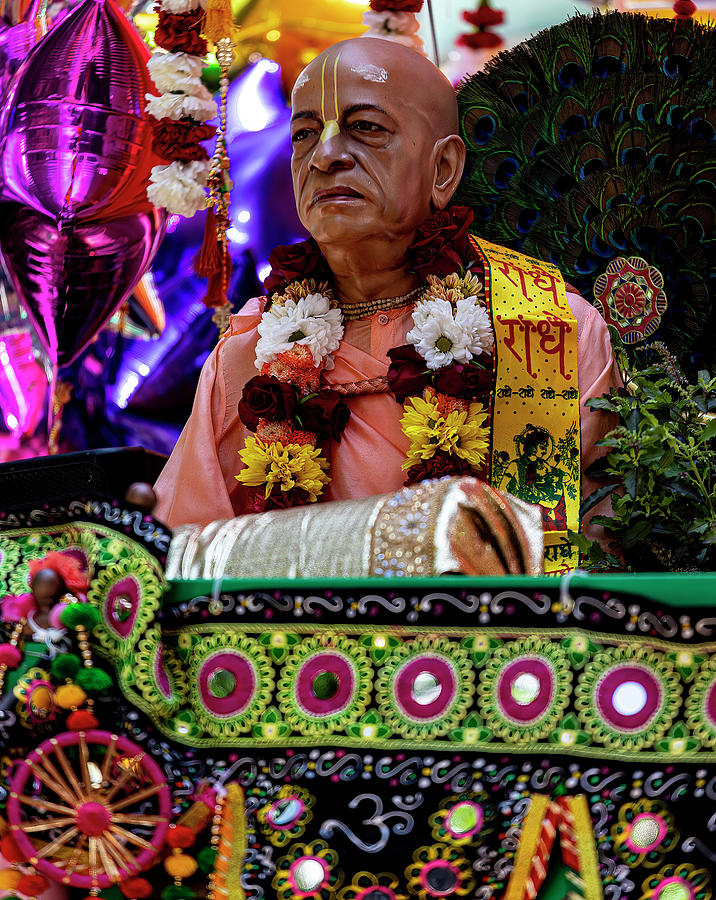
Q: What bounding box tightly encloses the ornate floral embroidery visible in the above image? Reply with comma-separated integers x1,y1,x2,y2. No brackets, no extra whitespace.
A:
273,840,343,900
639,863,712,900
184,631,274,737
405,844,476,899
89,556,165,655
575,645,682,751
478,636,571,743
277,634,372,736
612,799,680,868
257,785,315,847
428,792,496,847
375,636,474,740
129,626,185,717
685,655,716,749
338,872,407,900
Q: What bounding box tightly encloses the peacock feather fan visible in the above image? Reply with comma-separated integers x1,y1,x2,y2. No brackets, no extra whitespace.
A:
455,11,716,372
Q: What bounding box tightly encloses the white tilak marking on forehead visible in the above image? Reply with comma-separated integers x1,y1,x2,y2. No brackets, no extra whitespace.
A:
349,63,388,83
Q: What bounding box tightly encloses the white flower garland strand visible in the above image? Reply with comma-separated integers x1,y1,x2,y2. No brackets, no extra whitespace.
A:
407,293,494,370
362,9,424,52
145,0,217,217
255,293,344,370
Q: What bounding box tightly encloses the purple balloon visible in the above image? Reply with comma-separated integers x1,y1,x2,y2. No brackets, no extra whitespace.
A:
0,14,35,109
0,202,165,366
0,0,158,221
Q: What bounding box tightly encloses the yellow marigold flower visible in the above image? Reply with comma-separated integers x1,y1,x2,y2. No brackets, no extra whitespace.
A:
400,391,489,470
236,435,330,501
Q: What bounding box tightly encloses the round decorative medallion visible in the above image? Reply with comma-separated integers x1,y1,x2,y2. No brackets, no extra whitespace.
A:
576,647,680,751
376,638,474,739
593,255,667,344
277,636,371,736
478,638,571,743
188,634,272,737
685,657,716,748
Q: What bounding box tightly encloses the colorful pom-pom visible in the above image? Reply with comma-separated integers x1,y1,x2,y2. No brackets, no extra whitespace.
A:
50,653,81,680
0,644,22,668
16,872,49,895
0,593,35,623
119,877,153,899
0,869,22,891
60,602,100,631
166,824,196,850
55,683,87,709
161,886,195,900
164,852,198,879
196,845,217,874
49,601,68,629
75,668,113,695
66,709,100,730
0,834,26,864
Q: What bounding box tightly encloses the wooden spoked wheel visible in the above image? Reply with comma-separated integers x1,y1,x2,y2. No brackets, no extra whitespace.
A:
6,730,171,891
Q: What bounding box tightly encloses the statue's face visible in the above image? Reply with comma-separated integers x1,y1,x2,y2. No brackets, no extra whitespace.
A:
290,44,442,247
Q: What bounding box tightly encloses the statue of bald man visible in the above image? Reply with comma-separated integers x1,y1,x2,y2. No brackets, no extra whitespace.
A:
154,38,619,536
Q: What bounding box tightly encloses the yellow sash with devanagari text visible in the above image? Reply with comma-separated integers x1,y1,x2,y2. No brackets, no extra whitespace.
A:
471,237,581,574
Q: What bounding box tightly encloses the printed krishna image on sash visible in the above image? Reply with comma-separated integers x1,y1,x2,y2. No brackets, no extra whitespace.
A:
472,237,582,575
493,421,580,533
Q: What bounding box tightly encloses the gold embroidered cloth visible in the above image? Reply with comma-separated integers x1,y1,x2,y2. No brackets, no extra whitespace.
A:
165,477,543,580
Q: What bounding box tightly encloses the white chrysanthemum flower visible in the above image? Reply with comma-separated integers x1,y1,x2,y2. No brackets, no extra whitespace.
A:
255,293,344,369
147,52,206,95
407,295,493,370
159,0,205,13
147,160,209,217
362,9,424,52
145,89,216,123
454,297,495,357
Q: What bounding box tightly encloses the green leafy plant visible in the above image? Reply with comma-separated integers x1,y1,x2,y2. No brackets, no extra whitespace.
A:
574,348,716,571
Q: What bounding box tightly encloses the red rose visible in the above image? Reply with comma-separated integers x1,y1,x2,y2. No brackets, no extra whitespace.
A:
370,0,423,10
386,345,432,403
296,390,350,441
238,376,298,431
433,361,494,398
408,207,474,279
264,239,327,297
154,10,207,55
248,485,308,512
151,118,216,162
404,451,477,485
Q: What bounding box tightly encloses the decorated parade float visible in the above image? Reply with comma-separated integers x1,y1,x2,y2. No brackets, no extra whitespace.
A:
1,0,716,898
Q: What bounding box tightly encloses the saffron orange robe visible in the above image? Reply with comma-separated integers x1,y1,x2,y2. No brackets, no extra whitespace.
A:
154,292,620,535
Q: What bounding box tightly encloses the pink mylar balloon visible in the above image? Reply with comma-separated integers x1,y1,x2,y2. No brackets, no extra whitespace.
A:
0,326,47,437
0,0,160,221
0,203,165,366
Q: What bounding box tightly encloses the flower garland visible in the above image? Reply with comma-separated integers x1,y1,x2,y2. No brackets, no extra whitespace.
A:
236,280,349,511
235,207,496,508
146,0,217,218
362,0,425,52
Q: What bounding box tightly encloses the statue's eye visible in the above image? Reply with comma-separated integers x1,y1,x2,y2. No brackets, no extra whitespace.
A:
351,119,384,133
291,128,314,143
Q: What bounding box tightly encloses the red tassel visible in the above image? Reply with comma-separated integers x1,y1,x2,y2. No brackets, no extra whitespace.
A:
202,271,225,307
194,206,222,277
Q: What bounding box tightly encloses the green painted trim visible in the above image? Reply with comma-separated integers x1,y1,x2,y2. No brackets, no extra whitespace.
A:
165,573,716,607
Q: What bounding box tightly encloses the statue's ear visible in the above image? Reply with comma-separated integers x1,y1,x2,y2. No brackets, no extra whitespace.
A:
431,134,466,210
